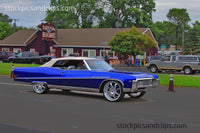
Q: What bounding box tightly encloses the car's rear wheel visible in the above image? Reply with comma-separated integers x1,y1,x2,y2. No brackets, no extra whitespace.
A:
149,65,158,73
103,81,124,102
183,67,192,75
128,91,146,98
32,82,49,94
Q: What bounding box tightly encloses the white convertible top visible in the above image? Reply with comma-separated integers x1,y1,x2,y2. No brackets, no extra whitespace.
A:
41,57,98,67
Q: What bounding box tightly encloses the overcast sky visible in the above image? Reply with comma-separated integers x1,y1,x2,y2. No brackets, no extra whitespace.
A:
0,0,200,28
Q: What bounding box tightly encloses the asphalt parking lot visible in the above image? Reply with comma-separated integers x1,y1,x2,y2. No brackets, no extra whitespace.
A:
0,75,200,133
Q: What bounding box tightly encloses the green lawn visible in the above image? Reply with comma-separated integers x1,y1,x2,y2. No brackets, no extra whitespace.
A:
0,63,40,75
157,74,200,88
0,63,199,87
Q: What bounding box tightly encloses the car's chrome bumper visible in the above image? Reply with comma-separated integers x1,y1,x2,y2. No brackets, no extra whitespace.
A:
123,78,159,93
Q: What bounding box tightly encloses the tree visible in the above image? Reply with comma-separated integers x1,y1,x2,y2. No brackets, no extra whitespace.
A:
150,21,177,48
45,0,103,28
0,13,12,23
167,8,191,50
109,26,156,60
184,21,200,54
0,22,14,40
99,0,156,28
45,0,155,28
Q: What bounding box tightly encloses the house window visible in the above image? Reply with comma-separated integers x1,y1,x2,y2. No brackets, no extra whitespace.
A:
82,49,96,57
13,48,21,53
83,50,88,57
100,50,114,57
30,49,35,52
2,48,9,52
50,46,55,54
61,48,74,56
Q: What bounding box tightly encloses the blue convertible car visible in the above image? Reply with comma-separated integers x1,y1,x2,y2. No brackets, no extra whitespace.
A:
13,57,159,102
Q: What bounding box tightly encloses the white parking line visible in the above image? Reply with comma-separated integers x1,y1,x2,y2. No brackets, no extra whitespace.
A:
0,82,31,87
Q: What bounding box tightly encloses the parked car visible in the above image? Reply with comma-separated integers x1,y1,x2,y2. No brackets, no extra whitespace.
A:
68,53,79,57
147,55,200,75
13,57,159,102
8,52,53,64
0,51,14,62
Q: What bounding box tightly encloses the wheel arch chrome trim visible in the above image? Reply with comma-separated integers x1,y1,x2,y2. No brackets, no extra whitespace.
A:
99,78,124,93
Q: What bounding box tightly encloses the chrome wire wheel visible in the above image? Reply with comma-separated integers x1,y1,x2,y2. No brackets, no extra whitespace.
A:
128,91,146,98
103,81,124,102
32,82,49,94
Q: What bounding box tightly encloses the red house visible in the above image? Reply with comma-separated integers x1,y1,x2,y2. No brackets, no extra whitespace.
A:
0,27,158,58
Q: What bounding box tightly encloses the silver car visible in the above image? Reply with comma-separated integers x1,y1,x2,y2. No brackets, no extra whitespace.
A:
147,55,200,75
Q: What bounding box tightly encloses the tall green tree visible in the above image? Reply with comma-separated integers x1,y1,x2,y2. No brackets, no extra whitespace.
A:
167,8,191,50
0,13,12,23
151,21,178,48
0,22,14,40
45,0,103,28
185,21,200,54
45,0,155,28
99,0,155,28
109,26,156,60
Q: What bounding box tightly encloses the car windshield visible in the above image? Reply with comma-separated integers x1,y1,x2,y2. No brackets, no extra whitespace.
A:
86,60,113,70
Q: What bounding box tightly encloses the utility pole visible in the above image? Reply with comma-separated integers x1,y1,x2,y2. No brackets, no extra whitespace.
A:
13,19,19,32
182,10,185,52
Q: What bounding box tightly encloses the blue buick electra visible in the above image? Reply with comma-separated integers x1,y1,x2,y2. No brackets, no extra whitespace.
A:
13,57,159,102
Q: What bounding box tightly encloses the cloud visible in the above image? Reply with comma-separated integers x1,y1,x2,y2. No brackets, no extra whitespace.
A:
0,0,50,27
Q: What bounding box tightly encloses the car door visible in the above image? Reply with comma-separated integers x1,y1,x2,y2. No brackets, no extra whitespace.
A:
158,56,172,70
52,59,93,88
60,70,92,88
170,56,179,70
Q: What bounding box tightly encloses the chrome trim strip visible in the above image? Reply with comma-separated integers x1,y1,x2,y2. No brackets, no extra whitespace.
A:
83,60,91,70
48,85,99,93
99,79,125,89
91,77,109,79
130,78,159,92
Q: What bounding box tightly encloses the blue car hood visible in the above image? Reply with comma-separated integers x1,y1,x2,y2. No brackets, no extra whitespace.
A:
109,70,158,79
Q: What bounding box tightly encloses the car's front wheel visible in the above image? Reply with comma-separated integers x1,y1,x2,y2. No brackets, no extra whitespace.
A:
149,65,158,73
32,82,49,94
103,81,124,102
128,91,146,98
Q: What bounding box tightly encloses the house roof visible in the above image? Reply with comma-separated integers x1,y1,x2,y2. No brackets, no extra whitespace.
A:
56,28,151,47
0,29,36,46
0,28,157,48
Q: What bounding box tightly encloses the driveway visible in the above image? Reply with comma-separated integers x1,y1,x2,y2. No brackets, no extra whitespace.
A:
0,76,199,133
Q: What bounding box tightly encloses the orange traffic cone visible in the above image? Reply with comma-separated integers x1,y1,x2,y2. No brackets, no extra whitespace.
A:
167,72,175,92
9,64,14,79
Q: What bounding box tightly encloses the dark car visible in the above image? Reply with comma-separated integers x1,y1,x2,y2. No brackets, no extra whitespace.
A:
8,51,53,64
0,51,14,62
